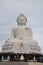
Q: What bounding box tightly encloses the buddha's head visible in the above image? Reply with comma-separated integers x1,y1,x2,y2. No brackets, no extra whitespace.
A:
17,14,27,25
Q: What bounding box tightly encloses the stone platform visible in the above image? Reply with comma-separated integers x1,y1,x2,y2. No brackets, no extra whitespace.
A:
0,62,28,65
0,62,43,65
29,61,43,65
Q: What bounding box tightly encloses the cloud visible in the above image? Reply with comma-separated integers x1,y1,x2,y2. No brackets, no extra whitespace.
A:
0,47,2,52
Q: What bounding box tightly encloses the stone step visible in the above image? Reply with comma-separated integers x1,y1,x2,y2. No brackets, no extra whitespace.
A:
0,62,28,65
0,62,43,65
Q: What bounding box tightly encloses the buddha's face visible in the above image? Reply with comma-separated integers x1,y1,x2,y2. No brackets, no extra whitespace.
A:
17,14,27,25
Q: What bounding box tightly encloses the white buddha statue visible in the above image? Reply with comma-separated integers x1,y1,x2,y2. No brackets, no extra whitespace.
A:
12,14,32,40
2,14,41,54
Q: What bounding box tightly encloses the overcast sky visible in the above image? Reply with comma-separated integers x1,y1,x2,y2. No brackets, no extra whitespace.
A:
0,0,43,52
